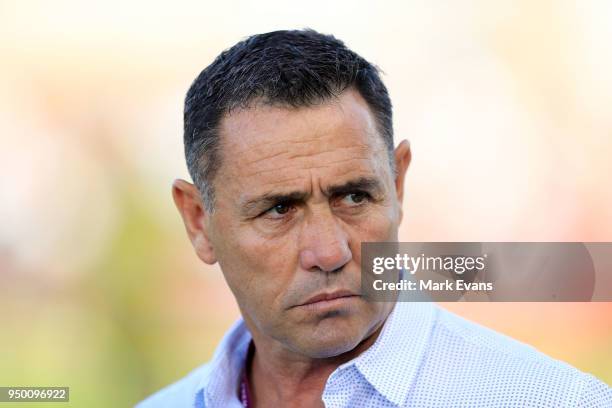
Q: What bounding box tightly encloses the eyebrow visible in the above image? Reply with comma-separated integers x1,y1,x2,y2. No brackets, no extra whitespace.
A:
240,176,385,215
325,177,384,197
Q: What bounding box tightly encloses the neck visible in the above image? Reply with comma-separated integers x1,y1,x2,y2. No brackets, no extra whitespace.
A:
245,322,386,408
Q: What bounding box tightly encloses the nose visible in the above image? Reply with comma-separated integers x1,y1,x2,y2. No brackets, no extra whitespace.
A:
298,207,352,273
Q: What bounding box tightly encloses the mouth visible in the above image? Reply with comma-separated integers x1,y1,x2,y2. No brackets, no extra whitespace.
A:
296,290,360,309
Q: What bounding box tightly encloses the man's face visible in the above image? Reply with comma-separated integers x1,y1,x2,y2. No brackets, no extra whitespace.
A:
201,89,405,358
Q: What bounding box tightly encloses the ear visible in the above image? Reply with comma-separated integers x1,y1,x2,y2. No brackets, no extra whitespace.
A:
171,179,217,264
393,140,412,223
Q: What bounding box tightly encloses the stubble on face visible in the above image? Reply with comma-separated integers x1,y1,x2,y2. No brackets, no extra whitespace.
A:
206,88,400,358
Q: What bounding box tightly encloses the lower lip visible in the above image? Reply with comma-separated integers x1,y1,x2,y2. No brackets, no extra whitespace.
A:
298,295,360,312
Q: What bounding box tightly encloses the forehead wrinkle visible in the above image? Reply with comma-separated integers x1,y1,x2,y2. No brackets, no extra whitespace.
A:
284,143,372,162
215,89,392,204
236,170,307,196
238,170,384,212
230,138,378,182
241,174,307,192
237,155,381,196
237,139,385,184
238,156,375,186
233,132,373,169
220,95,380,163
255,135,377,169
222,141,389,208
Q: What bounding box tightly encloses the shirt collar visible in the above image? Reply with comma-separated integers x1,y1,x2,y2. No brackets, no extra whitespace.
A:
196,301,438,408
350,301,438,406
198,319,252,408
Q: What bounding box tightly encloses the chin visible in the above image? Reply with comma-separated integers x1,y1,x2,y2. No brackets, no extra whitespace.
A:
297,326,365,359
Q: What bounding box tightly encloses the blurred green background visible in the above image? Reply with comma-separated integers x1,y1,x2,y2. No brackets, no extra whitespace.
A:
1,1,611,406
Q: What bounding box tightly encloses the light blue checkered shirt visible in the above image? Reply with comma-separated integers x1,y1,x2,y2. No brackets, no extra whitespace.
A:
136,302,611,407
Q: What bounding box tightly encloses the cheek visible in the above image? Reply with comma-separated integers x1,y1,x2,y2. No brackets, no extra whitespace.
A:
346,206,399,262
354,205,399,240
216,227,298,315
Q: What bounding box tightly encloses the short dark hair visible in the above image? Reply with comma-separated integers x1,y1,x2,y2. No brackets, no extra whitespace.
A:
184,29,394,211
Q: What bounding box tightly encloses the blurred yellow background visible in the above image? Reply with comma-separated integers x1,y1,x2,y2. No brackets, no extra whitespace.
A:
1,1,611,406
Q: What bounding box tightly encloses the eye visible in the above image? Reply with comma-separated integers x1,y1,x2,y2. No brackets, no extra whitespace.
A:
263,202,294,219
340,192,370,206
271,203,290,214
